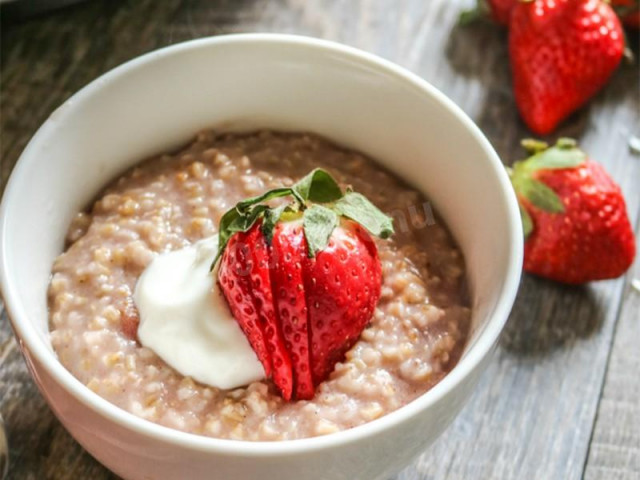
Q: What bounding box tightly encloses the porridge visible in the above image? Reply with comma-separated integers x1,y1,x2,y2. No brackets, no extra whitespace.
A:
48,130,470,441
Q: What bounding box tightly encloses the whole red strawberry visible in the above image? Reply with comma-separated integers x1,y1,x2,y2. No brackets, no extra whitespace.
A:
509,138,636,284
214,169,393,400
509,0,625,135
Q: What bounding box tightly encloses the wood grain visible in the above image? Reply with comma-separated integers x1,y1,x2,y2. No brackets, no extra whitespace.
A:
584,227,640,480
0,1,638,479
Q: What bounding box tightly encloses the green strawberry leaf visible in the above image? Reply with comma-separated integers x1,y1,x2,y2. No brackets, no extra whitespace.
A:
520,138,585,172
211,205,268,269
215,207,241,258
556,137,577,149
303,204,339,257
526,147,585,171
509,138,584,218
333,192,394,238
293,168,343,203
458,7,482,26
229,204,269,233
521,139,549,154
236,187,304,213
519,202,533,238
212,168,394,269
262,204,288,244
518,177,565,213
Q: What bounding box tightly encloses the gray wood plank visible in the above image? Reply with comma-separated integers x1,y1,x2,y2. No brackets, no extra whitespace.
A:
584,229,640,480
0,1,638,479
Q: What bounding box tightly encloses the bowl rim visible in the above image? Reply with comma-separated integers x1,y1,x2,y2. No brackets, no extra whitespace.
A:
0,33,523,456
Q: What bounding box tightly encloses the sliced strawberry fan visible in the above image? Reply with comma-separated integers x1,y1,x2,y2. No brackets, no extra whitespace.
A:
213,169,394,400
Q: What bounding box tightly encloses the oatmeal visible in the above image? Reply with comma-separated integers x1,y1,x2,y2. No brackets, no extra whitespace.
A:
48,131,470,440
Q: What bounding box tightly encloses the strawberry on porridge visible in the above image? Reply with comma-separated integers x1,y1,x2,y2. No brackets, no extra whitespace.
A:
48,130,470,441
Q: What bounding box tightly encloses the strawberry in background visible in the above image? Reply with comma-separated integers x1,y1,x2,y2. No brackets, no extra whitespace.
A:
509,138,635,284
509,0,625,135
462,0,630,135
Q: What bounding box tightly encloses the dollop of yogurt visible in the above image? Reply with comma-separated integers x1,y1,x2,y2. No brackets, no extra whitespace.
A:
134,236,265,390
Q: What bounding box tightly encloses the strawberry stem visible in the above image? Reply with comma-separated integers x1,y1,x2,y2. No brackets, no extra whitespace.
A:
521,139,549,154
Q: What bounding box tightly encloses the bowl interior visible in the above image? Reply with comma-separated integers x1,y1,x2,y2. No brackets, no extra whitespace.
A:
0,35,521,440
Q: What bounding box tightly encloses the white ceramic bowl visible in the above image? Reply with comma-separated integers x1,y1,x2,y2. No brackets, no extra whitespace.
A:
0,34,522,480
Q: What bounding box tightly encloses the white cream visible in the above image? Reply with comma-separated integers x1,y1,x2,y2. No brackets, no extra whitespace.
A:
134,236,265,390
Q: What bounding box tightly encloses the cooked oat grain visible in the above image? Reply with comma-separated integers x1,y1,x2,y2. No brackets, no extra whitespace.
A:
48,131,470,441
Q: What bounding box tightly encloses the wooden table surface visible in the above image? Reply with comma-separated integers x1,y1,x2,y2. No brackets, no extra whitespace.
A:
1,1,639,479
